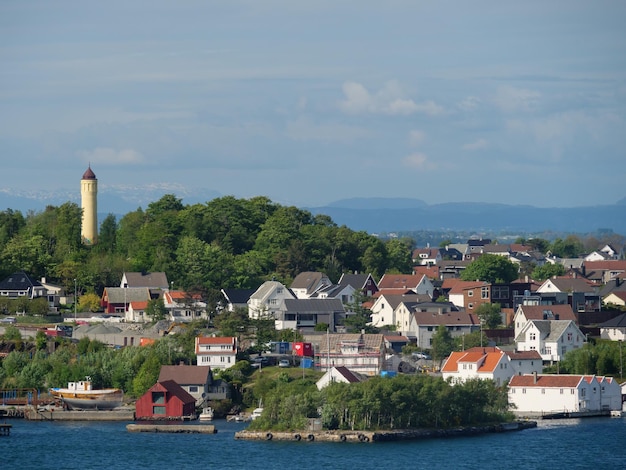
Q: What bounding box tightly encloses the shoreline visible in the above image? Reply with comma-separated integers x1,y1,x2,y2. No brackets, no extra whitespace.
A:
235,420,538,443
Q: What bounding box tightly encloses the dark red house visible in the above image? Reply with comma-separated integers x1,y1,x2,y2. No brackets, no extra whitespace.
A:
135,380,196,420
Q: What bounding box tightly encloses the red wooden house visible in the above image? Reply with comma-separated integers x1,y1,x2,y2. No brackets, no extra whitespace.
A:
135,380,196,420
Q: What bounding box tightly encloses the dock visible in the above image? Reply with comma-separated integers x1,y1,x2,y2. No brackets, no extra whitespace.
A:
25,408,135,421
127,423,217,434
235,421,537,443
0,423,11,436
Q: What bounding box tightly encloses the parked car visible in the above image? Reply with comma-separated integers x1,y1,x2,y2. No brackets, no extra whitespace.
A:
278,359,290,368
251,356,270,368
0,316,17,324
412,352,431,360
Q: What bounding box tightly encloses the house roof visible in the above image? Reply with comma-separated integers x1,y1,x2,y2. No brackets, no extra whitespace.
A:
154,380,196,404
539,276,597,293
249,281,291,302
283,298,345,313
123,272,169,289
441,348,505,374
604,291,626,304
196,336,236,346
129,301,148,310
412,265,440,280
377,274,426,290
290,271,329,294
104,287,151,303
448,281,485,295
0,271,42,291
309,333,385,354
516,320,577,342
584,260,626,272
516,304,577,322
334,366,362,383
509,374,585,388
158,365,212,385
221,288,256,305
599,312,626,328
338,273,374,290
506,350,542,360
374,293,426,310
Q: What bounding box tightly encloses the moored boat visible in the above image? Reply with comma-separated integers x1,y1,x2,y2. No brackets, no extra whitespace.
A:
49,379,123,410
198,407,214,421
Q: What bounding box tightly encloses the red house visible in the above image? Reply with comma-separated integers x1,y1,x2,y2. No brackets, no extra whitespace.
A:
135,380,196,420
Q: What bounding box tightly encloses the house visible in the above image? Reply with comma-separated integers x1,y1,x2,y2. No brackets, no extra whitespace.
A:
441,347,543,386
337,272,379,298
408,309,479,349
121,271,169,290
437,260,471,279
163,290,207,322
536,276,600,312
290,271,332,299
135,380,196,420
247,281,295,320
126,300,149,323
398,300,459,337
0,271,47,301
508,374,622,415
313,283,356,307
513,304,578,339
412,247,442,266
158,364,213,406
384,334,409,354
306,333,385,376
584,260,626,284
603,291,626,308
38,277,65,312
412,265,440,281
599,313,626,341
195,336,238,370
515,320,585,362
101,287,152,314
447,280,484,309
377,273,435,298
368,292,428,328
220,288,256,312
462,281,534,311
275,298,345,332
316,366,363,390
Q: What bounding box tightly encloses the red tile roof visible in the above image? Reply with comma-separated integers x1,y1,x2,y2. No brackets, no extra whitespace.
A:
516,304,577,322
509,374,583,388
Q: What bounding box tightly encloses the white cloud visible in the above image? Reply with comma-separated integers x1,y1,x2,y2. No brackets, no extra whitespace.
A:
77,147,145,165
409,130,426,146
339,80,445,116
403,152,435,170
458,96,481,111
494,85,541,113
462,138,489,150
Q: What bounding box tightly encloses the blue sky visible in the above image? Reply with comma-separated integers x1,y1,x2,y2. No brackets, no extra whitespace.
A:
1,1,625,209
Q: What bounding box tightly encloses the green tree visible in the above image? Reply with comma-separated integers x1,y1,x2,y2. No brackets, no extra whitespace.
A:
531,263,566,281
146,298,167,322
431,325,455,366
550,236,584,258
474,303,502,329
79,292,102,313
384,238,413,274
460,254,518,284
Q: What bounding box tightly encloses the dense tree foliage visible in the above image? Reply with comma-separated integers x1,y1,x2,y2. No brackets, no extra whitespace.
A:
558,340,624,377
531,263,566,281
460,254,519,284
249,374,512,431
474,303,503,329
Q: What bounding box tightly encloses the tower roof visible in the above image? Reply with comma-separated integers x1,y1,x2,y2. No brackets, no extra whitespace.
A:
82,165,96,180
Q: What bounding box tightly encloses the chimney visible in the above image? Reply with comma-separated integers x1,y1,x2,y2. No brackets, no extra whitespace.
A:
533,371,537,384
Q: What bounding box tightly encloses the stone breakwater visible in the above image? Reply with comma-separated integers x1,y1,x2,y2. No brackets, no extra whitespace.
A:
235,421,537,443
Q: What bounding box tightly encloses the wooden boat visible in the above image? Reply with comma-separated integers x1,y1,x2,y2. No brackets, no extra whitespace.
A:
49,379,123,410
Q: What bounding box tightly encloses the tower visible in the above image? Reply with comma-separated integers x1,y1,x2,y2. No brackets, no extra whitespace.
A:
80,165,98,245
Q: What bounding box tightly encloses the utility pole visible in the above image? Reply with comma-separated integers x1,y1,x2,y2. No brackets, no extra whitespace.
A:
74,278,77,321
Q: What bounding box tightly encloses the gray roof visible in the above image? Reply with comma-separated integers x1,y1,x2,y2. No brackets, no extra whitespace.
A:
516,319,575,342
599,313,626,328
283,298,345,313
250,281,292,302
123,272,169,289
290,272,329,294
105,287,151,303
338,273,373,289
0,271,42,290
221,288,256,305
158,365,212,385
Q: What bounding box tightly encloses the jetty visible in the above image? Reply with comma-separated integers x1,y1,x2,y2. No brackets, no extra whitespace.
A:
235,421,537,443
25,407,135,421
127,423,216,434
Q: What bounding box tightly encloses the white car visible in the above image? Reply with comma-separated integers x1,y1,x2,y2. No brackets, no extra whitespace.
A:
0,317,16,324
278,359,290,368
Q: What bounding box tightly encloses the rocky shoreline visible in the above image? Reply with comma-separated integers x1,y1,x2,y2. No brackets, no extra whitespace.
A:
235,420,537,443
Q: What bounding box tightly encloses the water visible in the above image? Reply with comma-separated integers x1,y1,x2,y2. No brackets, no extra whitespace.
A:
1,417,625,470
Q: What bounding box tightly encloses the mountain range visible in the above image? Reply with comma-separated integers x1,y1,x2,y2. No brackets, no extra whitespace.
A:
1,187,625,235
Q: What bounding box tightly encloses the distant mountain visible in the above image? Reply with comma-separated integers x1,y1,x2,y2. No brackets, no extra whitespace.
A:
2,190,625,235
308,198,626,234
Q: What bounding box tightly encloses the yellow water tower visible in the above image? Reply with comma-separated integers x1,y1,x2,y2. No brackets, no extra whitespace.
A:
80,165,98,245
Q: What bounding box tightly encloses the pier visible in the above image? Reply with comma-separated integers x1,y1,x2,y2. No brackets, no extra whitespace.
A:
127,423,216,434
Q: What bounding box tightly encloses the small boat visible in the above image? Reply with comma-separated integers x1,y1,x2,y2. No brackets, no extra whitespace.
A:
49,379,123,410
250,408,263,420
198,407,214,421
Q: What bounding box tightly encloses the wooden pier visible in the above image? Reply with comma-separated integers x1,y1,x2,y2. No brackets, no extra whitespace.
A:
127,423,217,434
0,423,12,436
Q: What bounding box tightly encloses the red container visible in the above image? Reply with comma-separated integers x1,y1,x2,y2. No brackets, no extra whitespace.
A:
292,342,313,357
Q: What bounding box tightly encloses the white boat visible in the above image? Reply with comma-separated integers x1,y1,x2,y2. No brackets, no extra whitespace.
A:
251,407,263,420
198,407,214,421
49,379,123,410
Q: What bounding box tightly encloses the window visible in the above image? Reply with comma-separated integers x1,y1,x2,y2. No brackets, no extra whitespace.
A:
468,303,474,309
567,333,573,341
541,389,545,394
481,287,489,299
189,386,198,393
560,389,564,394
522,388,526,394
468,291,474,297
153,406,166,415
530,333,536,341
492,286,509,300
152,392,165,404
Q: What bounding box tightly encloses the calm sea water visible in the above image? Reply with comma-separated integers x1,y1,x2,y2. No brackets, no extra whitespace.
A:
1,417,625,470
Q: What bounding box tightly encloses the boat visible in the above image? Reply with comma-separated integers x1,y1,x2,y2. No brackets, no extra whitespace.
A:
250,407,263,420
198,407,214,421
49,378,123,410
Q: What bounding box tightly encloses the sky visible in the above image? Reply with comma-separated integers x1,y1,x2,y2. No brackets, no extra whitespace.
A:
1,1,625,209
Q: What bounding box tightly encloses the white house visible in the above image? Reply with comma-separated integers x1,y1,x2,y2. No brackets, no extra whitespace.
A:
513,304,577,339
195,336,237,371
408,310,480,350
508,374,622,415
515,320,585,362
126,300,149,323
163,290,207,322
316,366,363,390
599,313,626,341
441,347,542,386
290,272,332,299
377,274,435,298
368,293,426,328
247,281,295,320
